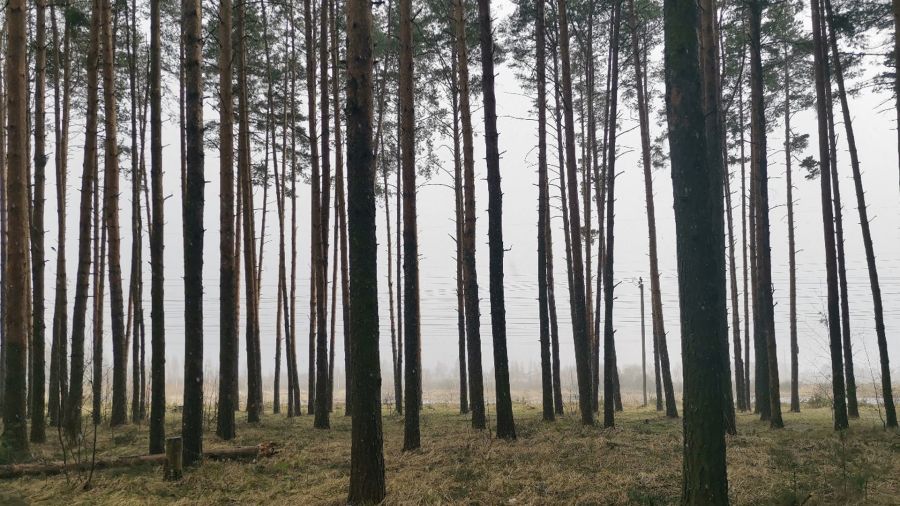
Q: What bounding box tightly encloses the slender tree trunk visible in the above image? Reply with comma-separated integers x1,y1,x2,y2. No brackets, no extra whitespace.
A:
28,0,48,443
216,0,236,440
824,0,897,428
536,0,553,423
783,49,799,414
664,0,729,500
304,0,320,416
1,0,30,454
748,0,782,429
48,5,70,427
99,0,129,428
345,0,386,496
181,0,205,465
0,16,7,415
557,0,594,427
821,37,858,419
602,0,622,429
739,85,752,408
810,0,848,431
92,170,106,427
288,6,301,416
451,48,469,416
399,0,421,448
330,0,351,417
453,0,485,430
476,0,516,439
550,35,567,417
64,0,99,440
237,0,262,423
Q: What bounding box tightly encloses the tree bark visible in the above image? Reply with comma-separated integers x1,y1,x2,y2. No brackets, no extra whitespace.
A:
783,48,799,414
810,0,848,431
453,0,485,430
664,0,729,500
181,0,205,465
451,46,469,416
824,0,897,427
346,0,386,497
304,0,320,416
2,0,30,454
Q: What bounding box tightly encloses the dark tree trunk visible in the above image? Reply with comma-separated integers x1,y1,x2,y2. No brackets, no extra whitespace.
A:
399,0,421,449
550,31,568,417
181,0,205,465
810,0,848,431
451,49,469,416
783,50,799,414
29,0,48,443
453,0,485,430
602,0,622,429
48,5,71,427
748,0,782,428
536,0,554,423
476,0,516,440
345,0,386,497
304,0,320,417
314,0,333,430
2,0,30,454
663,0,729,501
824,0,896,427
739,86,752,408
217,0,237,440
557,0,594,427
100,0,128,429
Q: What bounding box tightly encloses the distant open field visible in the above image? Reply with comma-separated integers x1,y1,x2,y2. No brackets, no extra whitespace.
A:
1,403,898,505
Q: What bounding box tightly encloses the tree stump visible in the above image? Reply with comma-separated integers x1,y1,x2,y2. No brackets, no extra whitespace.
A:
164,436,183,481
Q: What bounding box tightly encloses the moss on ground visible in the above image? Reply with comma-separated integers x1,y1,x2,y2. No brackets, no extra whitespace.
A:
1,403,897,504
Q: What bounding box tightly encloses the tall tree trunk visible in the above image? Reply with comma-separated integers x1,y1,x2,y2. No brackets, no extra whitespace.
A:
536,0,553,423
65,0,100,439
701,0,736,434
748,0,782,428
304,0,320,416
29,0,48,443
314,0,333,430
345,0,386,497
288,6,302,416
0,15,7,415
810,0,848,431
476,0,516,440
1,0,30,454
783,49,799,414
92,162,106,427
148,0,166,453
550,34,568,417
664,0,729,500
451,47,469,416
824,0,896,427
100,0,129,428
821,36,858,419
237,0,262,423
48,5,71,427
453,0,485,430
181,0,205,465
557,0,594,427
217,0,237,440
330,0,351,417
399,0,421,449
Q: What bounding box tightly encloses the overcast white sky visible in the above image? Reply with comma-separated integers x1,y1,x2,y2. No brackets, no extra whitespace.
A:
37,1,900,398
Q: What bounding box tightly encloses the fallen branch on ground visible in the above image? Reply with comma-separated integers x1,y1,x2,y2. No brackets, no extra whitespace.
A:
0,442,278,479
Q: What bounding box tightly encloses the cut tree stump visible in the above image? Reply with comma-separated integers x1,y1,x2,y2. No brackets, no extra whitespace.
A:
0,442,277,479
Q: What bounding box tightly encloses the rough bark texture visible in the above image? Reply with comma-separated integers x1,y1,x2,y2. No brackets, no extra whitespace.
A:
399,0,421,449
2,0,30,455
346,0,386,498
748,0,782,429
181,0,205,465
217,0,237,440
477,0,516,440
824,0,896,427
783,50,799,414
810,0,848,431
451,49,469,416
453,0,485,430
663,0,729,501
557,0,594,427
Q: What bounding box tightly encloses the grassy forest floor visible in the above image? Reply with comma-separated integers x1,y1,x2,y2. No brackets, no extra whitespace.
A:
1,402,898,505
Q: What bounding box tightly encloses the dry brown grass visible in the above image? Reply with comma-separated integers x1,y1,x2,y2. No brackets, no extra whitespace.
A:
1,402,898,505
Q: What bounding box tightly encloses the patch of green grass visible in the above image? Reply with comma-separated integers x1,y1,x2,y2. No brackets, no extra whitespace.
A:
1,403,898,504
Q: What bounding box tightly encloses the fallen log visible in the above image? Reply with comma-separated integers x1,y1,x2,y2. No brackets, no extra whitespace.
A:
0,442,277,479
